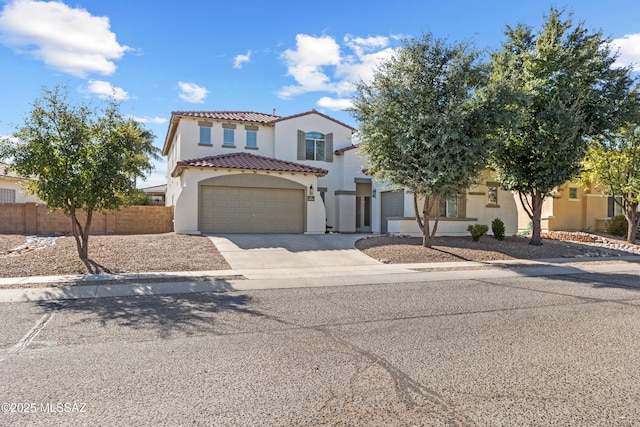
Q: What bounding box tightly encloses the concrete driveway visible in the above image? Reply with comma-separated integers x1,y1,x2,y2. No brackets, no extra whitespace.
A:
208,234,381,270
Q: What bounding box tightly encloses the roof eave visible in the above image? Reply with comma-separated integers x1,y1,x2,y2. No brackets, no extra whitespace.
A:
170,164,328,178
161,113,181,156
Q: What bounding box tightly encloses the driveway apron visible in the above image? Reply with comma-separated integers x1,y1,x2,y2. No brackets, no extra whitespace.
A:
208,234,381,270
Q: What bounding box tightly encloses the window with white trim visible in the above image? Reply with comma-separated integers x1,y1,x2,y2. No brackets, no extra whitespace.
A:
199,127,211,145
245,126,258,148
222,123,236,146
305,132,325,160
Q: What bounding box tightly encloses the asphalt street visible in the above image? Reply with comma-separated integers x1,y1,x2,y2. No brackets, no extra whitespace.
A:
1,269,640,426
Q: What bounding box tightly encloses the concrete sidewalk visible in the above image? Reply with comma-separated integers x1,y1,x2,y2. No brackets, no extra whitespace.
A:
1,256,640,303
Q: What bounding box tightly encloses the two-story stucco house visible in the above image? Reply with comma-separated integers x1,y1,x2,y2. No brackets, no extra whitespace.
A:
162,109,623,238
162,110,372,234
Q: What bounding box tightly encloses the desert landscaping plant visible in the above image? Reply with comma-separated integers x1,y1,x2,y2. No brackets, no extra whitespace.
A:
607,215,629,237
350,34,488,247
0,86,159,261
484,8,636,246
467,224,489,242
582,126,640,244
491,218,505,240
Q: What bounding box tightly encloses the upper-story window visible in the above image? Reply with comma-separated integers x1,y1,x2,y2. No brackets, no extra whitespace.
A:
198,121,212,146
245,126,258,149
222,123,236,147
297,130,333,162
305,132,325,161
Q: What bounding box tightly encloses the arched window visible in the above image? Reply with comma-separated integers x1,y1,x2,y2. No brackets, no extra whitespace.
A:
305,131,325,161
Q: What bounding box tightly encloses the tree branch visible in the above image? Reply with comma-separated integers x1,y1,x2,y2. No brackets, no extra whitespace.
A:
518,192,534,219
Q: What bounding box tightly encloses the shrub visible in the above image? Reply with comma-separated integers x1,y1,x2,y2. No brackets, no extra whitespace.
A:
606,215,628,237
467,224,489,242
491,218,505,241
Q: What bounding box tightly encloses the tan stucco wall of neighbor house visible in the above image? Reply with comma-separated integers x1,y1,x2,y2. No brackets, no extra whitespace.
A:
515,183,610,234
547,184,610,232
0,203,173,234
171,168,325,234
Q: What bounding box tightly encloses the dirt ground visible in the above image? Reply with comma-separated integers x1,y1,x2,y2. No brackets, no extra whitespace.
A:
0,233,230,277
355,234,640,264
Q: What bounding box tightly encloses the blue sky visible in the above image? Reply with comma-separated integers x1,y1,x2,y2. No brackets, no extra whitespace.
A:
1,0,639,187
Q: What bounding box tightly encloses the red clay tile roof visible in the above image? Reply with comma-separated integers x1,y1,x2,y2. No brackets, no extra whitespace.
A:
172,152,329,177
162,109,356,156
269,109,356,131
172,111,280,123
334,144,358,155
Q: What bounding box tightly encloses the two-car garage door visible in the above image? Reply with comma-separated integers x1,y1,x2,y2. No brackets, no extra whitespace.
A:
200,186,304,234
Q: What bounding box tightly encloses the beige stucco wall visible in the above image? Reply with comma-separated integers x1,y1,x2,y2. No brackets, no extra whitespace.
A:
273,113,356,231
165,112,360,234
547,183,609,232
0,177,38,203
172,168,325,234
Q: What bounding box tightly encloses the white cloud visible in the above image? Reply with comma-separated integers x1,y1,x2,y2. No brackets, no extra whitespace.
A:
87,80,129,100
278,34,342,98
177,81,208,104
317,97,352,111
132,116,167,124
233,50,251,69
0,0,130,77
278,33,397,100
611,33,640,71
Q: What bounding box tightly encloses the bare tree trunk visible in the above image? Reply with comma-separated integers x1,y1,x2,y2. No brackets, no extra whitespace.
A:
623,202,639,244
517,191,545,246
529,191,544,246
68,205,93,260
413,193,439,248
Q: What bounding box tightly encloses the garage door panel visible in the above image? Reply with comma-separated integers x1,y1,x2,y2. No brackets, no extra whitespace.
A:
200,185,304,233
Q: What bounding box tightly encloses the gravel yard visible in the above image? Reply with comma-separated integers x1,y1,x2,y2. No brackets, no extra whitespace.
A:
355,234,640,264
0,233,230,277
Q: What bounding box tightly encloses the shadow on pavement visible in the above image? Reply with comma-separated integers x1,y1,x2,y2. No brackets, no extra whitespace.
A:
35,289,261,339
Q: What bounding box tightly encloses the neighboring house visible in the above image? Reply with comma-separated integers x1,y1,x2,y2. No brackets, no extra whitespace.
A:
141,184,167,205
162,110,370,234
0,163,38,203
518,182,616,234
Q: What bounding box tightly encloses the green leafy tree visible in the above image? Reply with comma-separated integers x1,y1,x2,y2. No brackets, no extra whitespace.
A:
582,126,640,243
350,34,489,247
0,86,159,260
484,8,636,245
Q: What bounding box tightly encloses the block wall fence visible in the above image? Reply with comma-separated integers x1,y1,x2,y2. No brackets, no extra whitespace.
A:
0,203,174,235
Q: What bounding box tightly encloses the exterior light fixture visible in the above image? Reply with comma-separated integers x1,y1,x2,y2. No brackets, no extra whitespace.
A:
309,184,314,195
372,188,377,198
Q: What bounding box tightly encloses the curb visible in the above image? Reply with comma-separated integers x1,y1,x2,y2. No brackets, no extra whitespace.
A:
1,256,640,303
